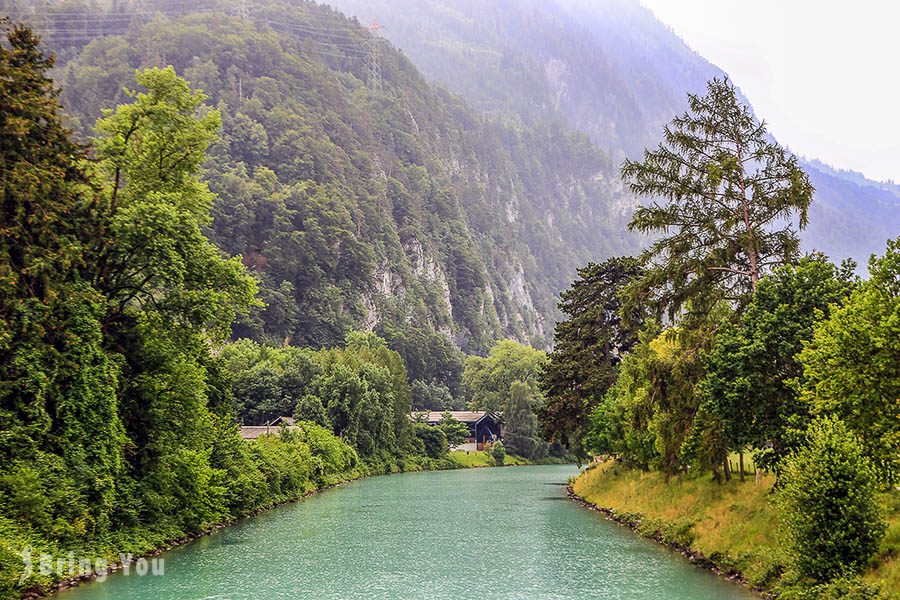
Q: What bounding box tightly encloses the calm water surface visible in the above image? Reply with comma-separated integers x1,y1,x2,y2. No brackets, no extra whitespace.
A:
58,465,756,599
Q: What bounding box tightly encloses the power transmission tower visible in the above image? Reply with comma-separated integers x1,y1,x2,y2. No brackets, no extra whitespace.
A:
366,20,383,91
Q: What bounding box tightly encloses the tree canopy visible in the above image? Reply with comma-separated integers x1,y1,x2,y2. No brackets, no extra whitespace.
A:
622,78,813,320
538,257,644,458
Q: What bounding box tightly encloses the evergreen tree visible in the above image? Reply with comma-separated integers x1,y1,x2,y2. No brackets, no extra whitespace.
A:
539,257,644,458
622,78,813,320
0,20,124,536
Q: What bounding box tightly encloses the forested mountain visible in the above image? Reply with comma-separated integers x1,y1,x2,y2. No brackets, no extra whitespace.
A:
328,0,900,268
4,0,896,354
2,0,643,352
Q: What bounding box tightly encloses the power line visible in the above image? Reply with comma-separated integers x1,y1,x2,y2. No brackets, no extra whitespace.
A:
4,3,381,74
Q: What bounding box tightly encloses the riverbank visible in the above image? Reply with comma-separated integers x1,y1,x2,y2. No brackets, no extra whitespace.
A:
570,461,900,599
50,465,758,600
11,451,545,599
448,450,571,468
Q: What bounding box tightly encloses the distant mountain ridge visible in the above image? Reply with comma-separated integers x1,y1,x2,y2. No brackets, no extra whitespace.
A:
328,0,900,268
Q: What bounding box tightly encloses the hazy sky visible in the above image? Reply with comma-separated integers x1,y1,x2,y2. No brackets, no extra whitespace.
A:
639,0,900,183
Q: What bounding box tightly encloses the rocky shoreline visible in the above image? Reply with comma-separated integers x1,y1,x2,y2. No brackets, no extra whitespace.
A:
565,484,772,599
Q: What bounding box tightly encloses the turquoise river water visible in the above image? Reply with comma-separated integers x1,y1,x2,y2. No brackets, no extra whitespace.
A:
56,465,757,599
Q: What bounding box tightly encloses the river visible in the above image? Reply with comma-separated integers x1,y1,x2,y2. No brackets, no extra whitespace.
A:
57,465,756,599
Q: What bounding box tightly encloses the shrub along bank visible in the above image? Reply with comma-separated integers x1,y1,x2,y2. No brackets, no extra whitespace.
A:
571,462,900,599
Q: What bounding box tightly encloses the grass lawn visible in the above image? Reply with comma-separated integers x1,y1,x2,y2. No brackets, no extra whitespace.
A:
448,450,531,467
572,461,900,598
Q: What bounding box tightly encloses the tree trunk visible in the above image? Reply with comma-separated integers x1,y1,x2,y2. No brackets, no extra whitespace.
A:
723,455,732,482
739,451,745,482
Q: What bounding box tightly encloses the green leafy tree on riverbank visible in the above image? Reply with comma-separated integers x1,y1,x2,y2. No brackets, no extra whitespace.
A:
437,412,470,447
464,340,547,412
504,381,545,460
797,239,900,483
695,255,857,472
777,417,885,583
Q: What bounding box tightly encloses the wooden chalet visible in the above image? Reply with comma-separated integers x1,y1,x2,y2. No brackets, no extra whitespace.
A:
413,411,502,451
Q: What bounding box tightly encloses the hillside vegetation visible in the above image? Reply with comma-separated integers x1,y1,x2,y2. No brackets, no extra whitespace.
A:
11,0,642,353
541,77,899,598
330,0,900,269
0,24,550,596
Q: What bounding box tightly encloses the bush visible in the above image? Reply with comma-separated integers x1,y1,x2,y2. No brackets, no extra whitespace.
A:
777,417,885,583
807,576,883,599
413,424,448,459
491,441,507,466
295,421,359,485
780,576,883,600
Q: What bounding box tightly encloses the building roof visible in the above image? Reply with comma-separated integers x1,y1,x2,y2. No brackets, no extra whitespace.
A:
412,411,499,424
240,416,296,440
239,426,276,440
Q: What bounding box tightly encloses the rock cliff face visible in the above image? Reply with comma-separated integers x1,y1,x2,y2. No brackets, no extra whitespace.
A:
35,0,897,354
46,0,639,352
329,0,900,269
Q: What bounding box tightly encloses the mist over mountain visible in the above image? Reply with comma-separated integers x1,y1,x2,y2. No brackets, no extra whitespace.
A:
328,0,900,268
3,0,896,355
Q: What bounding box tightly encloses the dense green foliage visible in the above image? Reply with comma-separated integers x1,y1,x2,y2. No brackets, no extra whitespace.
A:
796,241,900,484
547,78,898,595
538,257,644,458
435,412,470,447
17,0,641,355
463,340,549,460
0,26,379,597
777,418,885,583
0,29,479,596
696,255,857,471
464,340,547,413
491,441,506,467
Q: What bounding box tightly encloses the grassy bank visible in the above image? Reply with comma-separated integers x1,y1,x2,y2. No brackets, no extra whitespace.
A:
448,450,574,468
571,461,900,598
448,450,532,467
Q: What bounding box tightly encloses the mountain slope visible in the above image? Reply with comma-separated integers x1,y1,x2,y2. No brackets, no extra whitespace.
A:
328,0,900,267
14,0,640,351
